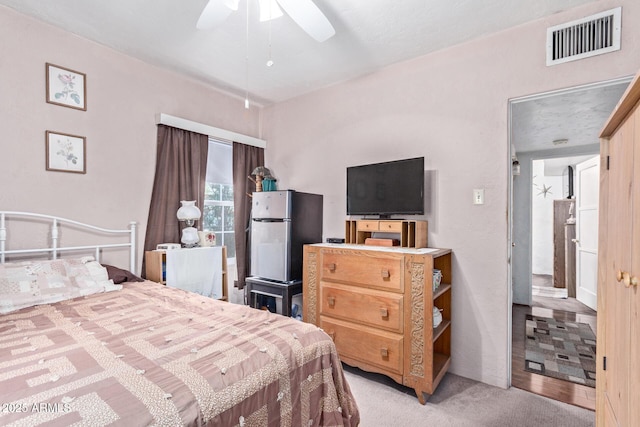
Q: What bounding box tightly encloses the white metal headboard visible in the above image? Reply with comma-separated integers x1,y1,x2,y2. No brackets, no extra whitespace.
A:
0,211,137,272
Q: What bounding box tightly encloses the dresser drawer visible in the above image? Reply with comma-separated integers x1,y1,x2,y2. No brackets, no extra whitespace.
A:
320,282,403,333
321,317,403,375
378,221,403,232
320,251,403,292
356,220,379,231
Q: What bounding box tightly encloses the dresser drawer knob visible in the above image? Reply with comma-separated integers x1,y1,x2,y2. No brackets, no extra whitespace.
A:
327,331,335,340
328,296,336,307
381,269,390,279
380,307,389,318
380,348,389,358
328,263,336,272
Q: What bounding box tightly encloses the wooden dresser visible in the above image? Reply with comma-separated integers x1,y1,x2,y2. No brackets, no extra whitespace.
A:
302,243,451,404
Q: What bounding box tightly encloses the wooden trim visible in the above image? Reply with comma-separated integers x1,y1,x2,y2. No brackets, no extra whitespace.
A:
302,246,318,325
600,72,640,137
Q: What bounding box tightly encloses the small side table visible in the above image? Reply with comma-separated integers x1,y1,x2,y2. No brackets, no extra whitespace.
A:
245,276,302,317
144,247,228,301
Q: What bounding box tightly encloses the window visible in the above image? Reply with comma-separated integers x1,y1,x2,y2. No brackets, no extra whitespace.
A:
203,139,235,259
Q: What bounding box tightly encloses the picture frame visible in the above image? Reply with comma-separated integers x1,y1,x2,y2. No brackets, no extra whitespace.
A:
45,131,86,174
46,63,87,111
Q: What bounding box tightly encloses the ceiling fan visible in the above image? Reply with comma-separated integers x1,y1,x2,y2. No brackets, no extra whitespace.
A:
196,0,335,42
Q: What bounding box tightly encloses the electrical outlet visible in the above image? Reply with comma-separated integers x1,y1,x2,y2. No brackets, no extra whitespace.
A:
473,189,485,205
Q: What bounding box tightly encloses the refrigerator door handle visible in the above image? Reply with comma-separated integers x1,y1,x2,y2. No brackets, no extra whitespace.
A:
284,222,291,279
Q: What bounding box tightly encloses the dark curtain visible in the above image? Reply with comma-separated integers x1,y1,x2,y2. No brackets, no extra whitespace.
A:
142,125,208,277
232,141,264,289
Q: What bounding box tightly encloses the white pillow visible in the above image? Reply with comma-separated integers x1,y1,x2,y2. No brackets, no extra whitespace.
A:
0,257,121,314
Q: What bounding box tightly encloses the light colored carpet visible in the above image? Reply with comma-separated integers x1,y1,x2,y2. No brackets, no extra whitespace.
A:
343,365,595,427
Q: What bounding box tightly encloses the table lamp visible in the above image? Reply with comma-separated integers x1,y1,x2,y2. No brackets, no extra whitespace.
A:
176,200,201,247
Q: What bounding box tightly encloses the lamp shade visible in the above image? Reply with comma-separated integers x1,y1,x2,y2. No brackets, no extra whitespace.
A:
251,166,271,177
176,200,201,221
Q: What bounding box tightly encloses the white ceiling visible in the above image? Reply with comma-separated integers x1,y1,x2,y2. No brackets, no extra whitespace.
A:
1,0,630,154
0,0,600,106
511,79,631,154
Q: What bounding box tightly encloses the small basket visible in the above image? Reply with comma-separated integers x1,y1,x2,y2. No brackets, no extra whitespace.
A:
432,269,442,291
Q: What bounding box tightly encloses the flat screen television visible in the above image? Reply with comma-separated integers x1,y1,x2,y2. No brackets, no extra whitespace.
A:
346,157,424,218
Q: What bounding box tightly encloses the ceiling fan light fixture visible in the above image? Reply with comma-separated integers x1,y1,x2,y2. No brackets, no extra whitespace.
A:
258,0,283,22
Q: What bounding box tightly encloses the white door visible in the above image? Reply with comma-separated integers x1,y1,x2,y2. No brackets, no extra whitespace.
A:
575,155,599,311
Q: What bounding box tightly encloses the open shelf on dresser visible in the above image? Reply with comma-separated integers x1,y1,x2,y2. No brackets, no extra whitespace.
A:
344,219,428,248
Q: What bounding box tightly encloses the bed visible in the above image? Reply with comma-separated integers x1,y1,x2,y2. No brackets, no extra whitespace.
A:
0,212,359,426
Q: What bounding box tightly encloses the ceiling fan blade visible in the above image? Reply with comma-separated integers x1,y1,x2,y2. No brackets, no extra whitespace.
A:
196,0,238,30
275,0,335,42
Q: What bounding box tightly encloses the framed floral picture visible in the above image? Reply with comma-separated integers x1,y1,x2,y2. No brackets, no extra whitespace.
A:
46,131,86,174
46,63,86,110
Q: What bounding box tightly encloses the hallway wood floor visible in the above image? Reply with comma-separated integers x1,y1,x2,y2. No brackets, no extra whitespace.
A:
512,291,597,411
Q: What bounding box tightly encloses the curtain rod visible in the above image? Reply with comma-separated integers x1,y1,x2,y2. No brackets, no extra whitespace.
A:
156,113,266,149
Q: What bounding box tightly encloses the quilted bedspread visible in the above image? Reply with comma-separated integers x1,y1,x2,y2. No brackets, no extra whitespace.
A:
0,281,359,426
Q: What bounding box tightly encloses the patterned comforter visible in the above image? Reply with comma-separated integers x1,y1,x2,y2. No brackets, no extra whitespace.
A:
0,281,359,426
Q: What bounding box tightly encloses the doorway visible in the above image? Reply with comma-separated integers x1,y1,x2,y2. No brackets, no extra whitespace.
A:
530,155,598,312
508,77,631,409
515,154,599,409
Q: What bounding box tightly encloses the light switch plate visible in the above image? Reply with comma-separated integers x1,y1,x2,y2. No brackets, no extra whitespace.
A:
473,189,485,205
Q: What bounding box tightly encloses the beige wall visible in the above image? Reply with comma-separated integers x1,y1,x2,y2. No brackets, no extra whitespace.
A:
261,0,640,388
0,6,261,270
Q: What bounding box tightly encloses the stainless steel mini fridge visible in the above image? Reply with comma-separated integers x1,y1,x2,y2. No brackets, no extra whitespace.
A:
250,190,322,282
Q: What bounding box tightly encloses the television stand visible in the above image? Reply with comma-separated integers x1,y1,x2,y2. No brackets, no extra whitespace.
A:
345,219,427,248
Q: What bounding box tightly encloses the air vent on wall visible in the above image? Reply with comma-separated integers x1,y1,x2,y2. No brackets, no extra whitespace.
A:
546,7,621,66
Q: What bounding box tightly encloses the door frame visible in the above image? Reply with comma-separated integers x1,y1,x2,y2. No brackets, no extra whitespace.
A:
506,76,632,387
